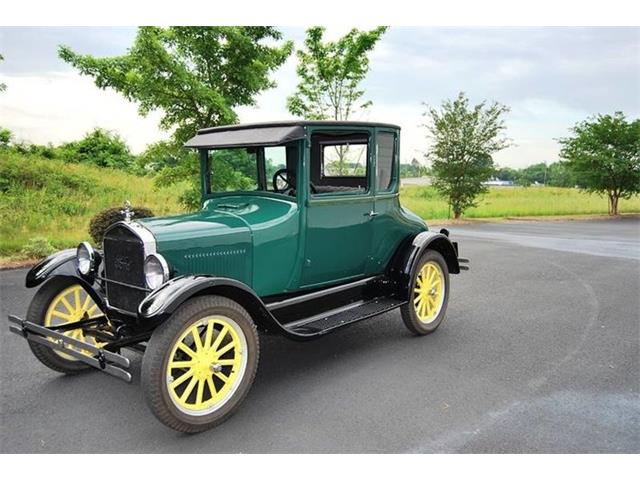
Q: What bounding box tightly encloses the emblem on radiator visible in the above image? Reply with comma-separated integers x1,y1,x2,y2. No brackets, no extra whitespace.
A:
120,200,135,223
114,255,132,271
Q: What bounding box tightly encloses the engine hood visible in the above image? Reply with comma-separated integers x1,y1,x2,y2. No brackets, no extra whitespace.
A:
136,195,298,284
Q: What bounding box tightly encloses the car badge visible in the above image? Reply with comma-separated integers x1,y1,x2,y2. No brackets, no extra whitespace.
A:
120,200,135,223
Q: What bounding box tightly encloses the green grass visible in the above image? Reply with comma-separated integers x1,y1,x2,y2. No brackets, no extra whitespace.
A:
400,185,640,220
2,151,639,262
0,151,187,258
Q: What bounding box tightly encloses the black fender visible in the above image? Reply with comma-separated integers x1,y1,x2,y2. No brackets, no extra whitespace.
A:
388,230,461,299
26,249,78,287
138,275,296,338
25,249,108,312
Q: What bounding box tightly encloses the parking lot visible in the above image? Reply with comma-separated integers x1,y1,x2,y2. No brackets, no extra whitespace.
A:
1,218,638,453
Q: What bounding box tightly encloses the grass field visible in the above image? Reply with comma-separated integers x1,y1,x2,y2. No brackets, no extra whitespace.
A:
2,151,639,263
400,185,640,220
0,151,187,259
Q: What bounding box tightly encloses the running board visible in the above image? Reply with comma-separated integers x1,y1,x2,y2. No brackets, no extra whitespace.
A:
282,297,405,338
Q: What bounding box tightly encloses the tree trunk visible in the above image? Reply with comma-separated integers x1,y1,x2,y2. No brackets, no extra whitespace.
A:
454,210,461,219
608,193,619,216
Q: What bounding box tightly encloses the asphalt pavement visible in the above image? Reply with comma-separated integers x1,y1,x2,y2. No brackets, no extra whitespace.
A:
1,217,638,453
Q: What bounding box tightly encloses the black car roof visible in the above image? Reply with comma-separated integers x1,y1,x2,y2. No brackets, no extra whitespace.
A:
185,121,400,149
196,120,401,135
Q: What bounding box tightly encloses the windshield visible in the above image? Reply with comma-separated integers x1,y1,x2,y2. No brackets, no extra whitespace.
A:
206,146,291,194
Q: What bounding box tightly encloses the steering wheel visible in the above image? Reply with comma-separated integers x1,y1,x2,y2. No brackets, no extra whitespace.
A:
272,168,319,195
273,168,295,193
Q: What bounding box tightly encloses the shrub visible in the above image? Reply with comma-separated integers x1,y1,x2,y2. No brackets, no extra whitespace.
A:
89,205,155,245
59,128,135,170
21,237,56,259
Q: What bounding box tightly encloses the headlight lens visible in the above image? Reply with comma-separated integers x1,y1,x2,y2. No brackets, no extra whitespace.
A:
76,242,95,275
144,254,169,290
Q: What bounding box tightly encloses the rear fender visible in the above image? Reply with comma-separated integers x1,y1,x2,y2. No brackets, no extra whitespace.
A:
388,231,461,299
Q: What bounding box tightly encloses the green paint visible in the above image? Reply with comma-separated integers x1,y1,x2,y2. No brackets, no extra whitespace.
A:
139,125,426,297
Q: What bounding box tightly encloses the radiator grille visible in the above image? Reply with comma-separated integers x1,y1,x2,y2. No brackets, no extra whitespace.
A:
103,224,147,312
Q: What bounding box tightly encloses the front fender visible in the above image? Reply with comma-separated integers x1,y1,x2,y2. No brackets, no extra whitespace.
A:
26,249,77,287
138,276,293,338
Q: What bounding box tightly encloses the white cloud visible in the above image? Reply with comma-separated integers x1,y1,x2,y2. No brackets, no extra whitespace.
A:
0,71,168,152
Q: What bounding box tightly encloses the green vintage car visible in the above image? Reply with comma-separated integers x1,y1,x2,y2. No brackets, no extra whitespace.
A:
9,121,468,432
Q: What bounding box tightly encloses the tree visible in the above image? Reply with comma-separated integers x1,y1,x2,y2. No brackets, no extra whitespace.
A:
287,26,387,121
60,27,293,209
59,128,134,169
559,112,640,215
60,27,293,144
423,92,511,219
0,127,11,148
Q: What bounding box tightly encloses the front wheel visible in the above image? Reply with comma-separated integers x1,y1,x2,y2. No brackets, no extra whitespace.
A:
141,295,259,433
400,249,450,335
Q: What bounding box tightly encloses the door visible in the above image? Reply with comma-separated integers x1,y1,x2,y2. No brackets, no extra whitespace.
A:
301,129,374,288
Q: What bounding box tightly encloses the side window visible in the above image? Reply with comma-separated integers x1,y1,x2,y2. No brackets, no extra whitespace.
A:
322,143,368,177
310,132,369,195
376,132,396,192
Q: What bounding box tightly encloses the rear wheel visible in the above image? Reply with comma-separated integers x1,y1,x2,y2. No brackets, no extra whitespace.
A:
141,295,259,433
400,249,450,335
27,277,105,374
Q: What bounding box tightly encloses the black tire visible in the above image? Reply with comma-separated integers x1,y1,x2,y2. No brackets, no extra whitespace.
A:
141,295,259,433
26,277,93,374
400,249,450,336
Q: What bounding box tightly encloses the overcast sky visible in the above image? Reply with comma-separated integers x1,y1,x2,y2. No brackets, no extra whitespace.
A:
1,26,638,168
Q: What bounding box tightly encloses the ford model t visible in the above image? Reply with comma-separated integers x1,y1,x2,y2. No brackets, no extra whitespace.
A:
8,121,468,432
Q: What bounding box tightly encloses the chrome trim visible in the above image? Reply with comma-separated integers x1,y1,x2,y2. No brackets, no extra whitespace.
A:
144,253,170,289
103,220,159,314
76,241,96,275
103,220,158,257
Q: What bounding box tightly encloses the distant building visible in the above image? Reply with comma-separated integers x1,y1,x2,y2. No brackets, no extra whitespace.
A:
483,179,514,187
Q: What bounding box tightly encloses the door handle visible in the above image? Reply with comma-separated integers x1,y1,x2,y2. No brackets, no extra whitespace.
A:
365,210,379,217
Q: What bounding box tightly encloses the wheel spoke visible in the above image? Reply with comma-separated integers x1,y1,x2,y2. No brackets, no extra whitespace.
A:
171,369,194,388
73,288,81,311
206,376,216,396
215,359,236,366
177,342,197,358
87,304,99,316
214,371,230,383
196,378,205,405
203,321,214,350
215,340,235,357
81,294,92,312
169,360,194,368
211,325,229,352
190,326,203,352
180,376,198,402
60,296,74,314
52,310,73,322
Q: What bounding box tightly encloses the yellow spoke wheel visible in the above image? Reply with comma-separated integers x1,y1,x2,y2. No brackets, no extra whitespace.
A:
44,284,105,360
400,250,449,336
166,316,248,416
413,261,445,324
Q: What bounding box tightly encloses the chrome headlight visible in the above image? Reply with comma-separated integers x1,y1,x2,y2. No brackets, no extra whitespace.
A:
76,242,95,275
144,253,169,290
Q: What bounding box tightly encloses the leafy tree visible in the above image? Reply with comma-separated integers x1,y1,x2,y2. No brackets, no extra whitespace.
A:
60,27,293,208
59,128,134,169
286,26,387,121
423,92,511,219
547,161,577,188
494,166,518,182
518,162,549,186
60,27,293,144
559,112,640,215
0,127,12,148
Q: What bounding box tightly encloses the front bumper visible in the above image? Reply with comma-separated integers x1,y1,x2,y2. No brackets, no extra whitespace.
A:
8,315,132,382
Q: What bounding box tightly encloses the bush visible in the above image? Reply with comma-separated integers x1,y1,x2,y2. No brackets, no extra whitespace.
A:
89,206,155,245
59,128,135,170
21,237,56,259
